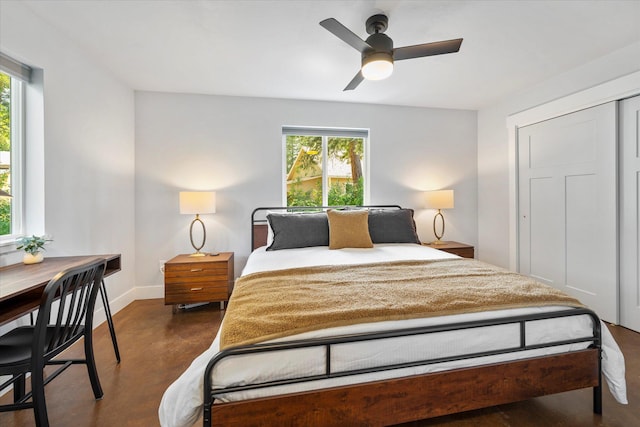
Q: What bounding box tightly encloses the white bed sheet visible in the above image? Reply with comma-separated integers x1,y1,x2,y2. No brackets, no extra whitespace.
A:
240,243,459,275
159,244,627,427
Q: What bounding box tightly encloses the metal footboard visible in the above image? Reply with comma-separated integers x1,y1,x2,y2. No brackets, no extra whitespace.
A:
203,307,602,426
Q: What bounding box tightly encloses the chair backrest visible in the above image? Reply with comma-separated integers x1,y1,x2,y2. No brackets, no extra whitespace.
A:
33,258,107,361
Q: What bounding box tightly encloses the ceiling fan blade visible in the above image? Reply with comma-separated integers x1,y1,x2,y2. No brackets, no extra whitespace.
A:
320,18,372,53
393,38,463,61
343,71,364,91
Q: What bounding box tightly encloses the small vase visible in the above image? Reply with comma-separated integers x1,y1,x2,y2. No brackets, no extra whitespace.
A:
23,252,44,264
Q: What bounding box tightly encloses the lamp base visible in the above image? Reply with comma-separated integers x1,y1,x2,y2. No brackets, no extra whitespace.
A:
429,240,447,245
432,210,447,244
189,252,219,257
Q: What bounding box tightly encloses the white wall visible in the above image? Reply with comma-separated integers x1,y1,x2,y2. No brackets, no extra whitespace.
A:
0,2,136,319
477,41,640,268
135,92,477,294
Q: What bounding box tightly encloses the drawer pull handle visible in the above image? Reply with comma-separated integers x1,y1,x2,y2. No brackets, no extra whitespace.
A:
190,268,203,272
190,287,203,291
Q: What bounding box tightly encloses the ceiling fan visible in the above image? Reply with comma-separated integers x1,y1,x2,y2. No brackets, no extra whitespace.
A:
320,14,463,91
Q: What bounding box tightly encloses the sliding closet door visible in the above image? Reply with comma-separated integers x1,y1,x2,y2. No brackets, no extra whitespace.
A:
620,95,640,332
518,102,617,322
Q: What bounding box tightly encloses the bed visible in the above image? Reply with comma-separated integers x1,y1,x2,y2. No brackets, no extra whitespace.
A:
159,206,627,427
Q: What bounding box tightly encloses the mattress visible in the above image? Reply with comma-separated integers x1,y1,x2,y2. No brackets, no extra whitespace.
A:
159,244,627,427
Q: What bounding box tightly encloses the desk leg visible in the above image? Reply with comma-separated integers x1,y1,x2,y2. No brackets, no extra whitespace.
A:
99,279,121,363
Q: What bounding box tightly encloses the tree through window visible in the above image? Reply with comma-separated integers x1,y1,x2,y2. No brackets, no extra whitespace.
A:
0,71,13,235
283,128,367,207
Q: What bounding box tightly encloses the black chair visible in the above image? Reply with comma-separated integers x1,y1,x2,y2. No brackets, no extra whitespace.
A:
0,258,107,427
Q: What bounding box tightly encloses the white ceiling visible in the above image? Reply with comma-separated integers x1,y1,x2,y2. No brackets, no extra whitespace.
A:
21,0,640,110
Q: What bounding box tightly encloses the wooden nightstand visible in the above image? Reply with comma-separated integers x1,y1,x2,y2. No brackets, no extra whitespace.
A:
164,252,234,312
422,241,474,258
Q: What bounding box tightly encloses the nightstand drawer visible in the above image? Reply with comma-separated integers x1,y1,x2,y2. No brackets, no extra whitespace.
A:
165,263,230,281
164,280,228,304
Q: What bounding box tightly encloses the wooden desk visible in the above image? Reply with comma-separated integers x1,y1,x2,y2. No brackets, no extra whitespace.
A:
0,254,122,361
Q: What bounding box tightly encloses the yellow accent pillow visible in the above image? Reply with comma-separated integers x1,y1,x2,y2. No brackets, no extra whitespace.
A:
327,209,374,249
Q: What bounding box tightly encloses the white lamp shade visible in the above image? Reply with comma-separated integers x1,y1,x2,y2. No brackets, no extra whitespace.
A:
179,191,216,214
361,52,394,80
425,190,454,209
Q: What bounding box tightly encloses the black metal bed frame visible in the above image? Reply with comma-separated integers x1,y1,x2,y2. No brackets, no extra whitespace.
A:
202,206,603,427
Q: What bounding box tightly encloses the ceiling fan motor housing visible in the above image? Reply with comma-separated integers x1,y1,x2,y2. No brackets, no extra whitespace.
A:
365,32,393,52
362,32,394,63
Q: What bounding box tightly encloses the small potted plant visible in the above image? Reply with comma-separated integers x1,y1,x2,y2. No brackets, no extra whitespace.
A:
16,234,52,264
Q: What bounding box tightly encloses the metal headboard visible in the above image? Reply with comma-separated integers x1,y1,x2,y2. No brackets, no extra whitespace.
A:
250,205,402,250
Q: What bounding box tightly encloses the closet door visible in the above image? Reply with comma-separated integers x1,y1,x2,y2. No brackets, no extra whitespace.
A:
518,102,617,322
620,95,640,332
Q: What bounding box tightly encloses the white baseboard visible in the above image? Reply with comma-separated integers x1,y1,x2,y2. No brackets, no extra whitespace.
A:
92,285,163,327
134,285,164,300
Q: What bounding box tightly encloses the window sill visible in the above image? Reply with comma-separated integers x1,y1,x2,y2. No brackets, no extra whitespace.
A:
0,237,19,252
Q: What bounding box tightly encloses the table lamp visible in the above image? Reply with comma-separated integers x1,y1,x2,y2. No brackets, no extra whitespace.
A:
424,189,454,244
179,191,216,256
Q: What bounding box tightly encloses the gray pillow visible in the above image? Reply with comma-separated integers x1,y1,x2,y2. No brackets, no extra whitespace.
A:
368,209,421,244
266,212,329,250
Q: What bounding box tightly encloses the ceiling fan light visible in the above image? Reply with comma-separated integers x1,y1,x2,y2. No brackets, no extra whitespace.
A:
361,53,393,80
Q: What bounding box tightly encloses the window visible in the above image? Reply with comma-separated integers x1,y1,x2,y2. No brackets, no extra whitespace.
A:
283,127,368,207
1,53,30,241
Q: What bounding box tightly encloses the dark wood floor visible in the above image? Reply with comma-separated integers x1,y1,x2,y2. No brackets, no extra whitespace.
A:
0,299,637,426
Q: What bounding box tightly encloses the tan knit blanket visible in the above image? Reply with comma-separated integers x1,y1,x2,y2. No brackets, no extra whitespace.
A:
220,258,584,349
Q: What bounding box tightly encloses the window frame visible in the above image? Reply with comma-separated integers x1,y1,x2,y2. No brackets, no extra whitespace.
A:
0,72,25,245
281,126,369,207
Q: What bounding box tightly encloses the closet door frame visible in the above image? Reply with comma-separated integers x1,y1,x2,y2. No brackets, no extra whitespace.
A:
620,95,640,331
506,71,640,272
